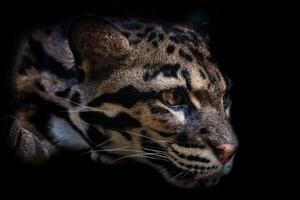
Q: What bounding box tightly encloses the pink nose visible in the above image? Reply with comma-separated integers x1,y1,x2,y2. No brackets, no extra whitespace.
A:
216,144,236,164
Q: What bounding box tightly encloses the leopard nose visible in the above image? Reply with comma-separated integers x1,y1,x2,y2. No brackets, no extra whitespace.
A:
216,144,236,164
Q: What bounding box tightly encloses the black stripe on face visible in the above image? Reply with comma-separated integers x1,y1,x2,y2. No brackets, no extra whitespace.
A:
143,63,181,81
70,92,81,106
170,156,209,171
86,126,110,147
80,112,141,130
88,125,132,143
150,128,176,137
199,68,208,79
170,146,210,163
88,85,156,108
140,132,165,152
188,46,204,65
181,69,192,90
149,106,170,114
116,130,132,141
179,49,193,62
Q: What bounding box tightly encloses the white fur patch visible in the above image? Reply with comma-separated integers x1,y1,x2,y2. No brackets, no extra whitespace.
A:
49,115,89,151
169,109,185,124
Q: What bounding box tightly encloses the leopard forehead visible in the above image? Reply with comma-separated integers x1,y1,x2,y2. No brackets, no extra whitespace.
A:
111,18,213,67
81,18,227,99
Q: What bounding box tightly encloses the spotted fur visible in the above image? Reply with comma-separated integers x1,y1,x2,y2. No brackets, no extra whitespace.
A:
8,16,238,188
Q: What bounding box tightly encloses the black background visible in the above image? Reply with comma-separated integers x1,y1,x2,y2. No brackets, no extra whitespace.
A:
0,0,287,199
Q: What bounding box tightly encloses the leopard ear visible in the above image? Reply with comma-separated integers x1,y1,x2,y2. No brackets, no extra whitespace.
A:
69,16,131,75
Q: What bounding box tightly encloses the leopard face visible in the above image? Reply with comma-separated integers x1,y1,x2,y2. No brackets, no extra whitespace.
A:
68,17,238,188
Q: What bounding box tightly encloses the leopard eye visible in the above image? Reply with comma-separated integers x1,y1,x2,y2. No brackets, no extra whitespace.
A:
162,89,184,107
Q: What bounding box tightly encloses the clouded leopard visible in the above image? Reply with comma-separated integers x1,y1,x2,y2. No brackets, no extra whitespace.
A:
7,15,238,188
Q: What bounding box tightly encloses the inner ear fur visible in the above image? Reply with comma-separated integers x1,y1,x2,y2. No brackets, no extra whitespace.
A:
69,16,131,74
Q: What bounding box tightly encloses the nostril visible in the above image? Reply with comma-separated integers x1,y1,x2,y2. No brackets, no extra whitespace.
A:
199,128,209,135
216,144,236,164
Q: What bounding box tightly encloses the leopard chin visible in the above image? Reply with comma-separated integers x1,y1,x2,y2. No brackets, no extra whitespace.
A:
160,155,235,188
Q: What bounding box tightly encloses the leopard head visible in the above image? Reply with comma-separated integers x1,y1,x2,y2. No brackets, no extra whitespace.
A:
68,17,238,188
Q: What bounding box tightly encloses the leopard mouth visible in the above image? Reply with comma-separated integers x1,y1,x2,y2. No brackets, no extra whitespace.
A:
139,135,234,188
167,155,222,178
167,144,222,173
164,155,235,188
155,143,228,188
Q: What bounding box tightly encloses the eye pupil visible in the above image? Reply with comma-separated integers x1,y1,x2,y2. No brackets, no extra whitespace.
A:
173,93,179,101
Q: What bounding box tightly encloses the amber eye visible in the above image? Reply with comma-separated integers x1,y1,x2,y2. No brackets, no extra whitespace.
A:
162,89,184,106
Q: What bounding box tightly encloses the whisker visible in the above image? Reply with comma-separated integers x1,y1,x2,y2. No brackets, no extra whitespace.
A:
62,110,96,113
94,139,112,149
90,148,142,154
112,153,170,163
90,148,169,159
63,98,105,113
81,140,112,155
143,148,167,154
111,128,169,144
181,170,190,179
169,170,186,183
82,146,131,154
